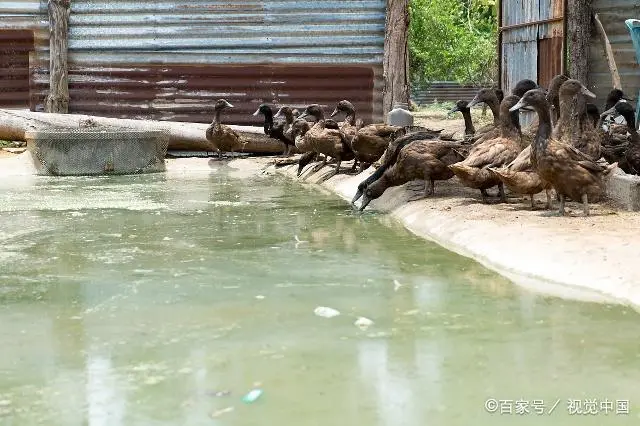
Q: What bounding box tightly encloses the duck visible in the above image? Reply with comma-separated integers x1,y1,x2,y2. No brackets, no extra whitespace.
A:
553,79,603,161
488,145,553,209
287,119,314,176
205,99,242,158
253,104,296,157
509,88,617,216
358,140,465,211
330,100,399,172
601,101,639,175
350,129,444,204
547,74,569,127
296,104,355,178
448,95,524,203
274,106,299,145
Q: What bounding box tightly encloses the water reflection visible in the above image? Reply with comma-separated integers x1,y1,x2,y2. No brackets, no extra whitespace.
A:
0,170,639,425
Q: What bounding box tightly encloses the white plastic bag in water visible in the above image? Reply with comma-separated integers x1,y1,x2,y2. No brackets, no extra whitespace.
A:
354,317,374,331
314,306,340,318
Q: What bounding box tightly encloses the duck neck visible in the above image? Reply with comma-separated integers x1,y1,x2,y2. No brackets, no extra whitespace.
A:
533,105,552,152
211,108,222,126
344,108,356,126
501,109,522,138
284,111,295,125
262,109,274,133
461,108,475,135
312,110,325,122
488,100,500,126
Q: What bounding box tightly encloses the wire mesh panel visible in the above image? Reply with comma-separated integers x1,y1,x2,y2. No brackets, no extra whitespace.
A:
24,128,169,176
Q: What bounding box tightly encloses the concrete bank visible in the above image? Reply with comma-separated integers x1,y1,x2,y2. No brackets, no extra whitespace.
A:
271,160,640,311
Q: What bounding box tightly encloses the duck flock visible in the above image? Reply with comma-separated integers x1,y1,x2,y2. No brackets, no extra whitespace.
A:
205,75,639,217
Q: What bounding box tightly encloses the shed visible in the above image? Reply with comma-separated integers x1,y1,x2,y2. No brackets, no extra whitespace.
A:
0,1,391,125
498,0,639,110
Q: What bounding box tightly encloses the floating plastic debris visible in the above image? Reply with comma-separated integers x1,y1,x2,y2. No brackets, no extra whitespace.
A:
242,389,263,403
393,279,403,291
210,406,234,418
314,306,340,318
354,317,374,331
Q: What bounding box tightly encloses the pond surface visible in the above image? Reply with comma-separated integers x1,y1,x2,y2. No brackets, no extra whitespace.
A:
0,161,639,425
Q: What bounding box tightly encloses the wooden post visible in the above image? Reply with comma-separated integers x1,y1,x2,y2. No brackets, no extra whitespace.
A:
593,13,622,90
566,0,591,84
383,0,410,118
45,0,70,113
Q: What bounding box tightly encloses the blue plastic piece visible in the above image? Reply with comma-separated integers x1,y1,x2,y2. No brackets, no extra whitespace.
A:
625,19,640,129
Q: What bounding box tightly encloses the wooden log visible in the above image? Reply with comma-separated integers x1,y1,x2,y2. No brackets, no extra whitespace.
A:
382,0,410,118
593,13,623,90
567,0,591,84
0,109,290,154
46,0,70,113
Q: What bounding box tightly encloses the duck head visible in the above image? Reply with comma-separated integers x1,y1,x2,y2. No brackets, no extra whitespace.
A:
546,75,569,102
605,89,632,109
467,88,499,109
511,79,540,97
274,106,292,119
252,103,273,117
298,104,325,121
559,79,596,99
330,100,356,118
214,99,234,111
509,89,549,113
448,100,470,116
358,180,386,212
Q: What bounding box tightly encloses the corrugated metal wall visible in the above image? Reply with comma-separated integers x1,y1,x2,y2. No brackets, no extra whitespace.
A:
589,0,640,104
25,0,387,124
500,0,564,93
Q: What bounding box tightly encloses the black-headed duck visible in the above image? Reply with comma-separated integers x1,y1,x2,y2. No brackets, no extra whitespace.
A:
253,104,295,157
602,101,639,175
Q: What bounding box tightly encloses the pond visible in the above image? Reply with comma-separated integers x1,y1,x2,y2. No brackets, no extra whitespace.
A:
0,161,638,425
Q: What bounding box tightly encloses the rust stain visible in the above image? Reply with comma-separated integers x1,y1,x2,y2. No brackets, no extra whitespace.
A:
0,30,35,107
538,36,563,89
31,64,376,125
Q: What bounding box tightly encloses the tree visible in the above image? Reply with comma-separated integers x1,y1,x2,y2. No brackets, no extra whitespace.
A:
409,0,498,87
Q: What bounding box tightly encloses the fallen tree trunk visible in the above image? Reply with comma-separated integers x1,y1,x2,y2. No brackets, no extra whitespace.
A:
0,109,290,153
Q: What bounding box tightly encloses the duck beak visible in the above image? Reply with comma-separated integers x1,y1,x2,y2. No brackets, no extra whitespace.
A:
358,195,372,212
467,95,481,109
224,101,235,108
520,106,535,112
351,187,364,205
330,108,339,118
580,86,597,99
252,108,261,116
298,111,309,120
509,98,527,112
273,108,283,118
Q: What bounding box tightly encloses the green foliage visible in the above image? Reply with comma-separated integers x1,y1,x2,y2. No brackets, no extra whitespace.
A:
409,0,498,87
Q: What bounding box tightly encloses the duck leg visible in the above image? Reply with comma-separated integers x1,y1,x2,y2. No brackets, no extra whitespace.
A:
581,193,590,216
427,179,435,196
350,158,359,173
545,189,553,210
558,194,566,216
480,189,489,203
530,195,535,209
498,182,506,203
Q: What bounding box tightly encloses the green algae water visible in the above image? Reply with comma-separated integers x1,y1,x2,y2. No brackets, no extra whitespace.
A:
0,161,639,426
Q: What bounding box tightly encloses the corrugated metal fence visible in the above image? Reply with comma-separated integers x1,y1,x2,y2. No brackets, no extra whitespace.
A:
2,0,386,124
411,82,481,106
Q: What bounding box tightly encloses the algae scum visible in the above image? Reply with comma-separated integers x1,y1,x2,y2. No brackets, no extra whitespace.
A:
0,162,638,425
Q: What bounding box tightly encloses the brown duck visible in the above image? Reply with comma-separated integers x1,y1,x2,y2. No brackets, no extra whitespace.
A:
449,94,524,202
510,88,617,216
206,99,242,158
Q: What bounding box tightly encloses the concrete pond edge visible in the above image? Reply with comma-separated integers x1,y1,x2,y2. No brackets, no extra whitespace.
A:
264,160,640,312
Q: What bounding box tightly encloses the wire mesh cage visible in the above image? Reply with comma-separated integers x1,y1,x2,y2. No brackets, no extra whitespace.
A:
24,127,170,176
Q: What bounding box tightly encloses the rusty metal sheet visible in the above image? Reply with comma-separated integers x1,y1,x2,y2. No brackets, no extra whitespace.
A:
538,37,563,89
31,64,376,125
0,29,34,107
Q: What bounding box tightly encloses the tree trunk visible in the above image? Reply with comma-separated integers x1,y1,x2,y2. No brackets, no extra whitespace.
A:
45,0,70,113
567,0,591,84
0,109,290,153
383,0,410,118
